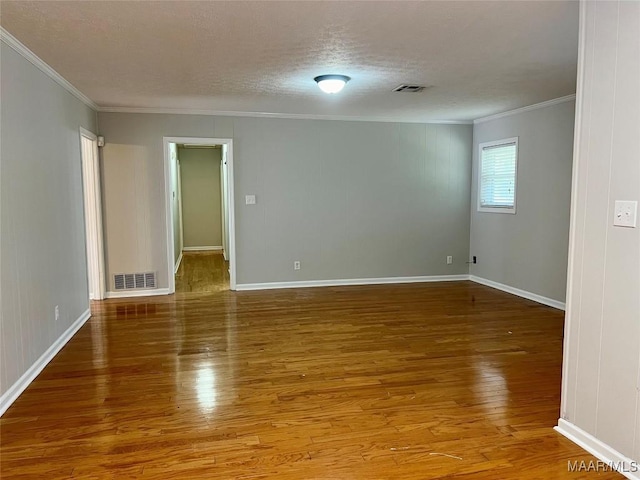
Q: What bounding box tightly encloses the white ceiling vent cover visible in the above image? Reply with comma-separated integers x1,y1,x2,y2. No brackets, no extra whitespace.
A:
393,85,427,93
114,272,157,290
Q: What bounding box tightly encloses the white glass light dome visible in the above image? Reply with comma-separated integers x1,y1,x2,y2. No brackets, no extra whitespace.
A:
314,75,351,94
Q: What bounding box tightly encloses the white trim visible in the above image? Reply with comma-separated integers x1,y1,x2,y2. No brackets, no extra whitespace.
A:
182,246,223,252
0,309,91,417
469,275,565,310
177,158,184,255
236,275,470,291
477,137,519,214
174,251,183,274
226,140,237,290
0,25,574,128
226,140,237,291
104,288,171,299
220,147,230,262
164,139,177,294
163,137,237,292
0,27,98,111
561,0,587,423
79,127,97,140
555,419,640,480
79,128,106,300
473,94,576,125
99,106,472,125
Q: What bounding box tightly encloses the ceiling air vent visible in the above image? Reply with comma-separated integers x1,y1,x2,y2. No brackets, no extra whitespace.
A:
393,85,427,93
114,272,157,290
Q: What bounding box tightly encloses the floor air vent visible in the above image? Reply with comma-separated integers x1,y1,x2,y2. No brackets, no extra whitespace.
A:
114,272,157,290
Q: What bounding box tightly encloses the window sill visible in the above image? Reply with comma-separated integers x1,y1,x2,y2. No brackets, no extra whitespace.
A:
478,206,516,214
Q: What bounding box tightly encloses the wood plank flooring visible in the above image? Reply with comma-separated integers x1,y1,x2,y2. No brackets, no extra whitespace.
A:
175,251,229,293
0,255,620,479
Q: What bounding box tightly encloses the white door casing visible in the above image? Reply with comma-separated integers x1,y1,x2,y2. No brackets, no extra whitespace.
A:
79,127,106,300
163,137,236,291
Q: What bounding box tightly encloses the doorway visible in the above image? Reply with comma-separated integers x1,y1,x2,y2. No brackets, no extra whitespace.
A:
163,137,236,292
79,128,106,300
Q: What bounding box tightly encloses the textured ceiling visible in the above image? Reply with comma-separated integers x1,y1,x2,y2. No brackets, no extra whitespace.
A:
0,1,579,122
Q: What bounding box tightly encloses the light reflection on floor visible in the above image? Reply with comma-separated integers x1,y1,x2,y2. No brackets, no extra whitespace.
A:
195,363,217,412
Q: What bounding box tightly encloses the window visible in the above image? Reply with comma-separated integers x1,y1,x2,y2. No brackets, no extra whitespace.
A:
478,137,518,214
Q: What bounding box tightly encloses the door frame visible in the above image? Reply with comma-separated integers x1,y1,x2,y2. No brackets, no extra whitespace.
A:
177,157,185,264
163,137,237,291
79,127,106,300
220,145,230,261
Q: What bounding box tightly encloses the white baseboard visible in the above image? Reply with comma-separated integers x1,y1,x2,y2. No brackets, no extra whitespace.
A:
105,288,171,299
0,308,91,417
236,274,470,291
469,275,565,310
182,246,223,252
555,419,639,480
174,252,183,274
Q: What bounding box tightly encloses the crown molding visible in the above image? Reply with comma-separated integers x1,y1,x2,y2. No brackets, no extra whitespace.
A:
97,105,473,125
0,27,98,111
8,23,570,127
473,94,576,124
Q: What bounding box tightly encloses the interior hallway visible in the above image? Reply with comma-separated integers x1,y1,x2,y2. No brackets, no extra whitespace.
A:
0,256,620,479
175,251,229,294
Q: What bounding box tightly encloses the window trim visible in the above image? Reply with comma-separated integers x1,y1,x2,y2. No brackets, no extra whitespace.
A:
477,137,519,214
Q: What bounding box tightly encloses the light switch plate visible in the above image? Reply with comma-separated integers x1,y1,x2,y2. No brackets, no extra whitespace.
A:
245,194,256,205
613,200,637,228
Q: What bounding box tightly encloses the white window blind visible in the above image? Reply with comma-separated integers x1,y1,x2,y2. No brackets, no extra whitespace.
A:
479,138,518,212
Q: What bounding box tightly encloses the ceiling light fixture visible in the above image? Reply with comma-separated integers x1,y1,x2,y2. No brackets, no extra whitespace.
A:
314,74,351,94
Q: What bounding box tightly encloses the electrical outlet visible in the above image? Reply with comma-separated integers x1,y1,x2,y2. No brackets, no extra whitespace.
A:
613,200,637,228
446,256,453,265
55,305,59,322
293,261,301,271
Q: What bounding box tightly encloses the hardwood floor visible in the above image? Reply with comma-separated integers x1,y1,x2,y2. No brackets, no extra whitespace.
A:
175,251,229,293
1,257,620,479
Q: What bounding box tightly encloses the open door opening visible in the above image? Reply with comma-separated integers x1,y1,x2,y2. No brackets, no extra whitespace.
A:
164,137,236,293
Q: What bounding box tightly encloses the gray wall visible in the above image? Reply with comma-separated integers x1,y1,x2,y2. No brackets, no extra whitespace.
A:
99,114,224,291
0,42,97,398
469,100,575,303
178,147,222,248
97,113,472,287
561,0,640,462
